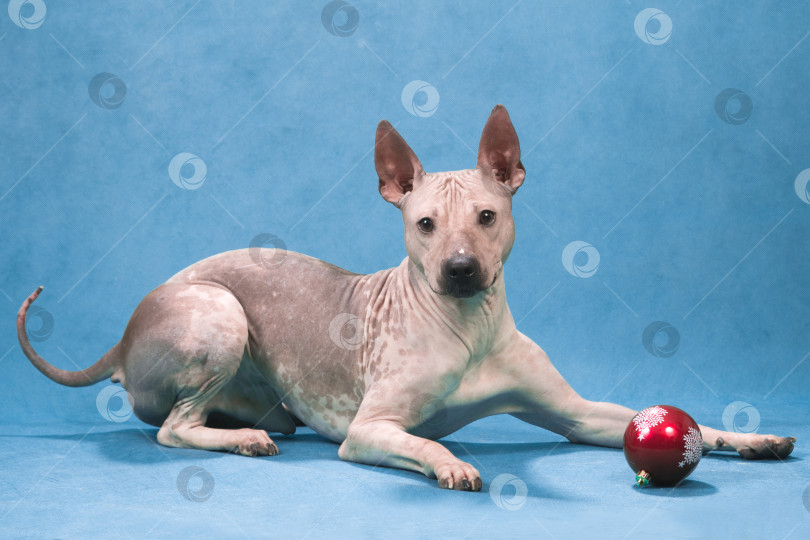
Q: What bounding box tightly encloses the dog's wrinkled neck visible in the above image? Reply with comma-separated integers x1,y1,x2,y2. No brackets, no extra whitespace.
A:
403,258,506,358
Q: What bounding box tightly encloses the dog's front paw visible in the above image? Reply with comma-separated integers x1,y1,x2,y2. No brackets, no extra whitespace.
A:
737,434,796,460
434,460,482,491
233,428,279,457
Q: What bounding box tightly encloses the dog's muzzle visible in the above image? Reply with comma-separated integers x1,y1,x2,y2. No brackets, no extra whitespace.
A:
441,254,486,298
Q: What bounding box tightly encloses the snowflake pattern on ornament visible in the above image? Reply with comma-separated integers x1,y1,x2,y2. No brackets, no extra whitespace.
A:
678,426,703,468
633,406,668,441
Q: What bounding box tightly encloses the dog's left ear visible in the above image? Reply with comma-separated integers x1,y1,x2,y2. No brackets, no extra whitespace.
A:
477,105,525,192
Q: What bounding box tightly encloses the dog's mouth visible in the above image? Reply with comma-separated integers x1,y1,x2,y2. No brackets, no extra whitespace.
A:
445,283,482,298
438,268,499,299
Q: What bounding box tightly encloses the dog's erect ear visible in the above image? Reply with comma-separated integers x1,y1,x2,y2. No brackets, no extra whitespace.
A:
375,121,424,206
477,105,525,192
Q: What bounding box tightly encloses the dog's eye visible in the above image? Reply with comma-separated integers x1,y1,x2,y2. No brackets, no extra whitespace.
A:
417,217,434,233
479,210,496,226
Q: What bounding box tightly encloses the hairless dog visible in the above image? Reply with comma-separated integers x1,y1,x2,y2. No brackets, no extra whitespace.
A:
18,105,795,490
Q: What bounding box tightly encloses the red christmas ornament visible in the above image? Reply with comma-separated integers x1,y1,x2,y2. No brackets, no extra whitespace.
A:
623,405,703,486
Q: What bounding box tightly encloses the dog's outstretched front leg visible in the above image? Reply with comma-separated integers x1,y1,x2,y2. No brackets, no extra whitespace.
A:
339,419,481,491
541,401,796,460
504,332,796,460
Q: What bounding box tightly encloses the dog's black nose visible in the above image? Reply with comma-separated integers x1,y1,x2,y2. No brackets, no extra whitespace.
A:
442,255,482,297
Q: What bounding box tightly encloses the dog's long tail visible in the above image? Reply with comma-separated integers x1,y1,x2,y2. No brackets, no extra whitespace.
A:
17,287,118,387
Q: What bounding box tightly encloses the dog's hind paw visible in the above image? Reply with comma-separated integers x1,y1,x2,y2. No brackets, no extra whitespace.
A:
737,435,796,460
233,428,279,457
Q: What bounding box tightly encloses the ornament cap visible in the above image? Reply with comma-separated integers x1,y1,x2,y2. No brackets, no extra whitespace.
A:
635,470,651,487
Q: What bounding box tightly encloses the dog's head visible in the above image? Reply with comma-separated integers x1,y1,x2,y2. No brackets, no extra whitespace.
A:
375,105,525,298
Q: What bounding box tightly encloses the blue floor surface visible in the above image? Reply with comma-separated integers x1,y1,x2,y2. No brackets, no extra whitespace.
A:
1,406,807,539
2,1,810,538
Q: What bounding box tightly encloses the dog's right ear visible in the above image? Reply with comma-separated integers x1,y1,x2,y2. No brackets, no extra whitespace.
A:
375,121,424,206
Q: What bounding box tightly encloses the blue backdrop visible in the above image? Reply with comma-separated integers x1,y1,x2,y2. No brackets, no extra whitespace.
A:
1,1,808,538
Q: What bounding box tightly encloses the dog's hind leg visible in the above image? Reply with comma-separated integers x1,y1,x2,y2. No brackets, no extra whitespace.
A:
156,375,279,457
122,282,278,457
